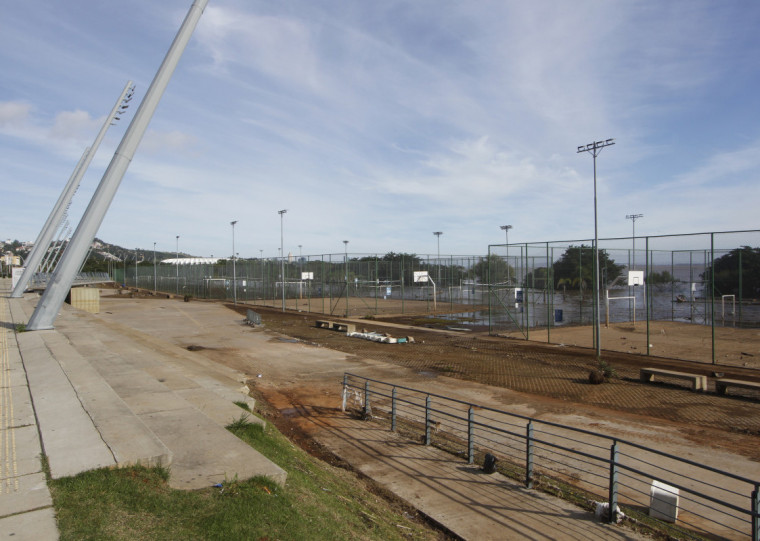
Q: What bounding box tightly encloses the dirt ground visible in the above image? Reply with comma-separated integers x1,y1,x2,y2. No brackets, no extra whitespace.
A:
211,302,760,458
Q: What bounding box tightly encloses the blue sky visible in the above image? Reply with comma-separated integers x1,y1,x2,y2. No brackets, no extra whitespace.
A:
2,1,760,259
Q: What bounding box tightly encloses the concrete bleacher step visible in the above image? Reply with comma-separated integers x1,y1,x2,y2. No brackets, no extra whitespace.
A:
14,329,171,479
53,310,284,489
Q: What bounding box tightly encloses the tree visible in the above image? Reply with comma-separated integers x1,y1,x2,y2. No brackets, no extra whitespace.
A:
470,255,513,283
701,246,760,298
647,270,674,284
551,245,624,290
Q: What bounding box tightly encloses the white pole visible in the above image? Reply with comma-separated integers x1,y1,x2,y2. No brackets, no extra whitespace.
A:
28,0,208,330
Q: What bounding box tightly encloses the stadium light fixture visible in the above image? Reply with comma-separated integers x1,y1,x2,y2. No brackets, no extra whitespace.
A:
577,138,615,360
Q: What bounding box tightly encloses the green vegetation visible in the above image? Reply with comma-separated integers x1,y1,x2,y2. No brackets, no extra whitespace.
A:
14,323,26,333
701,246,760,298
646,270,674,284
550,245,624,290
50,411,435,541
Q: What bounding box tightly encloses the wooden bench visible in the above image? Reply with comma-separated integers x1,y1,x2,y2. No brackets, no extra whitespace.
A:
640,368,707,391
715,378,760,396
315,320,334,329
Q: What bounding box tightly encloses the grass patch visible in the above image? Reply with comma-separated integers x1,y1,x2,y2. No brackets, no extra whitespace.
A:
50,412,437,541
15,323,26,333
232,400,251,412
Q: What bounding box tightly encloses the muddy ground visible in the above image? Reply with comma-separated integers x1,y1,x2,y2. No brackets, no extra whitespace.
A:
224,303,760,460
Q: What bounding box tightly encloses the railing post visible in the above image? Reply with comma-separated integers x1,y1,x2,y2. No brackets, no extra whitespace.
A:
608,441,619,524
391,387,397,432
526,420,534,489
424,395,431,445
468,406,474,464
752,485,759,541
341,374,348,412
363,380,371,418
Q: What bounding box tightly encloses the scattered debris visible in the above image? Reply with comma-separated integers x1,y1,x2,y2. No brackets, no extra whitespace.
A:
347,331,410,344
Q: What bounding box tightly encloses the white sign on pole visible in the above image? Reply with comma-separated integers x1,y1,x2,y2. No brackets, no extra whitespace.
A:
301,272,314,280
413,271,429,283
628,270,644,286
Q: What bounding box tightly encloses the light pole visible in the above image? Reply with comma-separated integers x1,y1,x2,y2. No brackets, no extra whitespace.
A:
577,138,615,360
500,225,512,284
278,209,287,311
259,249,263,299
231,220,238,305
153,242,157,292
135,247,138,287
175,235,179,295
343,240,349,317
433,232,442,284
625,214,643,270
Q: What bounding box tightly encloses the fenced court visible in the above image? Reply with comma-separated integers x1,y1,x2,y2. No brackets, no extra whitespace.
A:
486,230,760,365
112,229,760,364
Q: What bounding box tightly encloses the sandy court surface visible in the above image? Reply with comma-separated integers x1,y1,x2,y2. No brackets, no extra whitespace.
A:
502,321,760,368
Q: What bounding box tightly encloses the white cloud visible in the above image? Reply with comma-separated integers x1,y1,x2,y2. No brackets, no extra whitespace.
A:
49,109,102,141
140,130,199,155
0,101,32,128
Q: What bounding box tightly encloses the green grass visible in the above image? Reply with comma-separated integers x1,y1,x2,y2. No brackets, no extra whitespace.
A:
50,410,437,541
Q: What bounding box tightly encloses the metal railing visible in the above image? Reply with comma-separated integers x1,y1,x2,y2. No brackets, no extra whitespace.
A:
342,373,760,540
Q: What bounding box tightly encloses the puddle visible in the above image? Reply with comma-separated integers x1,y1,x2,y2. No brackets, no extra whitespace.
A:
278,338,299,343
417,370,438,378
280,408,299,418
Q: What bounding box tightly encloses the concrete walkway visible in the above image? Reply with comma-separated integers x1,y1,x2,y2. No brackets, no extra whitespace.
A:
1,280,288,540
0,280,58,540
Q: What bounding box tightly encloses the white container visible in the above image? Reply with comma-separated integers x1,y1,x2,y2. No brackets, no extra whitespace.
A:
649,480,679,523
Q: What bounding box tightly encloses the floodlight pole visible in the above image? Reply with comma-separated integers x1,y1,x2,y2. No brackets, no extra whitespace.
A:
231,220,238,305
577,138,615,361
26,0,208,330
433,232,442,285
500,225,512,284
279,209,287,311
343,240,349,317
625,214,643,270
176,236,180,294
153,242,157,292
12,81,135,298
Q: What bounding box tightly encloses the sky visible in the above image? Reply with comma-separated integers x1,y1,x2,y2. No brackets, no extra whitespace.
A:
2,0,760,260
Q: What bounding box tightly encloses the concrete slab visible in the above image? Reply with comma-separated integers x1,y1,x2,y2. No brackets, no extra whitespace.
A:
0,472,53,518
1,425,45,477
141,407,286,490
315,413,644,540
15,331,116,478
176,388,263,428
0,506,59,540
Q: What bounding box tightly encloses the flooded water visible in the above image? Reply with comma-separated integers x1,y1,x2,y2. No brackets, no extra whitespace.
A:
431,284,760,332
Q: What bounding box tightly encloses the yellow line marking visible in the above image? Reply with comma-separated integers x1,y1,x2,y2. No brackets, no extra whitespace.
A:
1,295,19,493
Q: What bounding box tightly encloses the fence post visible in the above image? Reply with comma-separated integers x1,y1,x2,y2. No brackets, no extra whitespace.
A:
363,380,371,418
341,374,348,412
425,395,431,445
608,441,619,524
752,485,759,541
468,406,474,464
526,420,534,489
391,387,397,432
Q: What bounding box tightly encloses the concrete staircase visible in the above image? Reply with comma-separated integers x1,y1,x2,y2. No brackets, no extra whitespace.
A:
9,295,286,490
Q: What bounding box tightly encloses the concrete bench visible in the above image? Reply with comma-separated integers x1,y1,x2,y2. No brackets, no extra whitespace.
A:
332,322,356,333
315,320,334,329
715,378,760,396
640,368,707,391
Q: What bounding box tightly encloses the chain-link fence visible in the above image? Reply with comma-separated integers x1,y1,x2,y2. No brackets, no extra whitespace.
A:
116,253,489,317
487,230,760,365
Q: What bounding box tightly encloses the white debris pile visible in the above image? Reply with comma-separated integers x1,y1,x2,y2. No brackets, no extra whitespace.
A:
347,331,414,344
